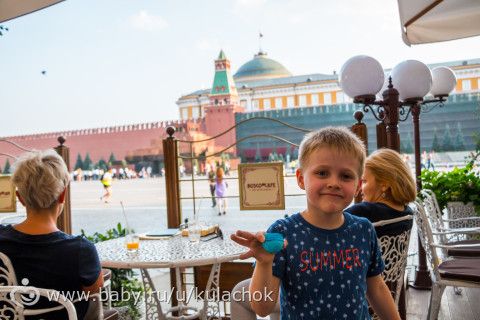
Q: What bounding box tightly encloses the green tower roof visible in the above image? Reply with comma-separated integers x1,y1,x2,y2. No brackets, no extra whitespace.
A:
218,50,226,60
211,50,237,96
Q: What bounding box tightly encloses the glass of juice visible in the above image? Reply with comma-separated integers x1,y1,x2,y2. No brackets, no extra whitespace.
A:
125,233,140,252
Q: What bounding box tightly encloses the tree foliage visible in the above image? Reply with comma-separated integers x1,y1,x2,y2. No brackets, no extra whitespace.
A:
454,122,465,151
74,154,84,170
442,124,453,152
83,153,93,170
108,152,116,164
431,127,440,152
3,159,10,174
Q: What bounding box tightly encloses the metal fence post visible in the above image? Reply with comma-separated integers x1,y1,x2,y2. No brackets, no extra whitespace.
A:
163,127,181,228
54,136,72,234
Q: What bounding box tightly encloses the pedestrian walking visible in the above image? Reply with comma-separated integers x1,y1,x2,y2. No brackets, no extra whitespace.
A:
208,167,216,208
100,168,113,203
215,167,228,215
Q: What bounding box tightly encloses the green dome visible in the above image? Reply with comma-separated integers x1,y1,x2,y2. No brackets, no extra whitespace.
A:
234,52,292,82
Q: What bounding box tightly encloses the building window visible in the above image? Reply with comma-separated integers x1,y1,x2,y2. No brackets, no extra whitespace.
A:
275,97,283,108
263,98,271,109
287,96,295,108
324,93,332,105
252,99,260,110
462,79,471,91
182,108,188,119
299,95,307,106
336,91,345,103
240,99,247,108
311,94,319,106
192,106,200,119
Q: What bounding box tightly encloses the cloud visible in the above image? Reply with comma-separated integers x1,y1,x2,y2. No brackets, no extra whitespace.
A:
129,11,168,31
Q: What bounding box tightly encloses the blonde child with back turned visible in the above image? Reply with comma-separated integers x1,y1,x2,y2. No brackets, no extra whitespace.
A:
231,127,400,319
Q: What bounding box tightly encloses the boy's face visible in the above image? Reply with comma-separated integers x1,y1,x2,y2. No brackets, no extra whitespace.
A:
296,147,361,215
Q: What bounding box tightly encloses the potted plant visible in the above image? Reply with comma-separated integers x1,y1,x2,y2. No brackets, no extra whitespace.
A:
421,137,480,216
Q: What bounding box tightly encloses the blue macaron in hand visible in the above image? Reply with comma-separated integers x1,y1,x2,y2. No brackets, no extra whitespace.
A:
262,233,285,254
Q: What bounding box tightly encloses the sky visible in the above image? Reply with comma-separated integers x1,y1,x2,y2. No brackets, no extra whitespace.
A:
0,0,479,137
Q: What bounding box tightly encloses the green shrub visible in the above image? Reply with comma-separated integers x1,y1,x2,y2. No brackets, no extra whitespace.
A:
421,136,480,214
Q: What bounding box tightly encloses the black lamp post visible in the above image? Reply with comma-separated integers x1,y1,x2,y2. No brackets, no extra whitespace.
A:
339,56,457,290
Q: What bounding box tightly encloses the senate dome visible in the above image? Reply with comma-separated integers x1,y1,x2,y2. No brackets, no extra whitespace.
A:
233,51,292,82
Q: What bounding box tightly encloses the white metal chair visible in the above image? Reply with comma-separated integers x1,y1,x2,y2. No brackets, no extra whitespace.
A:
0,251,108,320
413,199,480,320
0,285,77,319
420,190,480,258
370,215,413,320
446,201,480,229
421,189,480,239
0,252,18,286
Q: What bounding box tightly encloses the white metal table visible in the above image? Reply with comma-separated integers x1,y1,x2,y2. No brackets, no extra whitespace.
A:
95,234,246,320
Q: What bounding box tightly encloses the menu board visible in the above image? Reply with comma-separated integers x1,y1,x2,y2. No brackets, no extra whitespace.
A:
0,175,16,212
238,162,285,210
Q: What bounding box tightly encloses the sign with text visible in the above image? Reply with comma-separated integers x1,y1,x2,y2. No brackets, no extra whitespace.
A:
0,175,16,213
238,163,285,210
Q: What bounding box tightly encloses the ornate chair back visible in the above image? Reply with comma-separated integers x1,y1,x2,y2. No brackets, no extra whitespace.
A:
413,200,442,282
420,189,452,245
372,216,413,309
446,202,480,229
0,251,18,286
420,190,444,229
0,286,77,320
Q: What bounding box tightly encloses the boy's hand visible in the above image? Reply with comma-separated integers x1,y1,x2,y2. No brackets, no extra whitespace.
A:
231,230,287,264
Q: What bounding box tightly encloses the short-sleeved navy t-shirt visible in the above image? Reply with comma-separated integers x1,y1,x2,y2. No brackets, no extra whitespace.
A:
0,225,101,320
268,212,384,320
345,202,413,238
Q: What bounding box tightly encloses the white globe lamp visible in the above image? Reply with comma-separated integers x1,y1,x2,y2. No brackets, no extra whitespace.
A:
339,55,384,100
390,60,432,101
430,67,457,97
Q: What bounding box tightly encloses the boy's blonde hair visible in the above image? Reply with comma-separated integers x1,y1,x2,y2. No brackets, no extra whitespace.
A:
298,127,366,176
365,149,416,205
12,149,70,210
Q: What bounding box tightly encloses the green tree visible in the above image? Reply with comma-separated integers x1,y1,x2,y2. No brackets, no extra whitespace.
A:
431,127,440,152
97,158,108,171
454,122,465,151
83,153,93,170
442,124,453,151
74,154,84,170
401,132,414,154
3,159,11,174
108,152,116,165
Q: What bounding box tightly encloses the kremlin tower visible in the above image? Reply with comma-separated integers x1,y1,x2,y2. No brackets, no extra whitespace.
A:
204,50,244,152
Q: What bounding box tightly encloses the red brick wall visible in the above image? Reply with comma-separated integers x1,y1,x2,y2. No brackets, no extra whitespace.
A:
0,121,188,170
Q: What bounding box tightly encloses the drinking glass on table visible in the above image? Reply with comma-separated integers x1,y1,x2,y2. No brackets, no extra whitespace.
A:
125,232,140,252
188,220,201,243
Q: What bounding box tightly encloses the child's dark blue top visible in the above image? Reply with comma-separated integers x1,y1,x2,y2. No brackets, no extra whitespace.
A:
267,212,384,320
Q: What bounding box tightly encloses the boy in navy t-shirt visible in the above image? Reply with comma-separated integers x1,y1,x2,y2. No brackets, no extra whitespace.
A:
232,127,400,319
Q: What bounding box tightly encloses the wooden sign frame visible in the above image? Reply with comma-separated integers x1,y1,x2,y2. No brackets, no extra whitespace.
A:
0,175,16,213
238,162,285,210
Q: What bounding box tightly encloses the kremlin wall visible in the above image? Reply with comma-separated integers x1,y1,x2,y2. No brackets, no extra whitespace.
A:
1,51,479,174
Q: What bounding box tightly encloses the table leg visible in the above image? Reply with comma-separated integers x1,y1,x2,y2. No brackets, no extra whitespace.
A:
141,268,166,320
204,263,221,320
